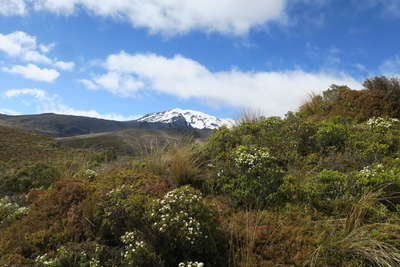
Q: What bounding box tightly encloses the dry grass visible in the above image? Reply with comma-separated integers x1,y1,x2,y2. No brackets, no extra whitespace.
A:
227,210,264,267
165,145,201,186
138,139,202,186
236,108,265,125
298,92,323,118
310,188,400,267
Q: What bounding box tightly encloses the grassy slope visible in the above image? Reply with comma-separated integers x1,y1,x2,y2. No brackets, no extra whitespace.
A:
0,113,128,137
0,125,58,166
58,128,211,155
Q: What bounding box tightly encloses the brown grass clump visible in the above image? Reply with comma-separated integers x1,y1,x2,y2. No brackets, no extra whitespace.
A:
165,145,201,186
225,209,319,267
310,189,400,267
139,141,202,186
236,108,265,125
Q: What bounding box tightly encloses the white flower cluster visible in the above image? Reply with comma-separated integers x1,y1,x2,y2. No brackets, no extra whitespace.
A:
121,231,147,263
35,246,101,267
233,146,273,171
150,187,205,245
366,117,400,130
0,197,29,226
34,253,57,267
178,261,205,267
88,244,102,267
359,164,384,178
84,169,98,180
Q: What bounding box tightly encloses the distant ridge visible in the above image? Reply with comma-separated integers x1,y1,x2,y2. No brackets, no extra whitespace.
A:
0,109,233,137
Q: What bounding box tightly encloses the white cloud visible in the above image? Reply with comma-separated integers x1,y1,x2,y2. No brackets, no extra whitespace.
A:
0,0,27,16
4,88,138,121
0,108,20,115
4,88,47,99
54,60,75,71
39,43,55,53
23,50,52,64
79,79,98,90
0,31,75,70
0,31,36,56
31,0,287,35
93,72,144,97
82,52,362,116
380,56,400,76
2,63,60,82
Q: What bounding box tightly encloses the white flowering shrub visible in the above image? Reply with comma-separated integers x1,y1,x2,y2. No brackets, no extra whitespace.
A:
0,197,28,227
149,186,222,265
355,163,400,194
34,244,104,267
84,169,97,180
150,187,203,245
120,231,161,266
95,182,152,244
35,253,58,267
178,261,204,267
75,169,98,181
216,145,284,207
233,145,273,172
366,117,400,130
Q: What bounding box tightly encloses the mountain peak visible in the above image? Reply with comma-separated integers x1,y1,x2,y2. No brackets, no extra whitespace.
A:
137,108,234,130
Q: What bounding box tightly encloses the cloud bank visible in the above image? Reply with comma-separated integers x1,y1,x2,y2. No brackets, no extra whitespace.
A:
0,0,26,16
82,52,362,116
2,64,60,82
3,88,138,121
0,31,75,76
1,0,288,35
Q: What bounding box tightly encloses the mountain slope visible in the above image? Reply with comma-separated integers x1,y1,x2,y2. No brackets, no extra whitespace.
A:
58,127,211,155
0,125,58,167
0,113,129,137
0,109,233,137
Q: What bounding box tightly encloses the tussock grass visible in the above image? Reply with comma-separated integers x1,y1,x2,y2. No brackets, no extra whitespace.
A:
236,108,264,125
310,188,400,267
138,138,202,186
227,210,265,267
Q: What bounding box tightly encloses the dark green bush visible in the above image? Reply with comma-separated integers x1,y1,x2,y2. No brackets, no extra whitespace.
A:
0,163,61,193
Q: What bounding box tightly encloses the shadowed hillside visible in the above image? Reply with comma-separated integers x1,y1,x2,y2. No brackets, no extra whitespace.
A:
0,125,57,166
59,127,211,155
0,113,131,137
0,112,218,138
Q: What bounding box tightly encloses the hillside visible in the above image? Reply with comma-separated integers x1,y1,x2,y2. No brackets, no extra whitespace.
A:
0,125,57,166
0,109,230,138
0,113,130,137
2,77,400,266
59,127,211,155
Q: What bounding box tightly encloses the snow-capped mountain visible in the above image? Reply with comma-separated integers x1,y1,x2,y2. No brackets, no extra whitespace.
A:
136,108,235,130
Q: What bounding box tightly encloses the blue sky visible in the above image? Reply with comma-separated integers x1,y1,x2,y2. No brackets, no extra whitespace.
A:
0,0,399,120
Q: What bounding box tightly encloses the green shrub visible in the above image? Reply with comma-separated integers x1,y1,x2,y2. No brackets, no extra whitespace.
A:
355,163,400,199
313,122,348,153
120,231,162,266
94,184,153,245
311,170,350,201
149,186,225,266
0,163,61,193
0,197,29,227
34,243,107,267
213,145,285,208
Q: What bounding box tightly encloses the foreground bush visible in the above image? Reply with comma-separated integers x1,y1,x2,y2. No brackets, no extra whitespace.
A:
212,145,285,208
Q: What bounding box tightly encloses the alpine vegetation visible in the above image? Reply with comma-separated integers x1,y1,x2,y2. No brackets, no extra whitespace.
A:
2,76,400,266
